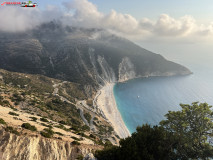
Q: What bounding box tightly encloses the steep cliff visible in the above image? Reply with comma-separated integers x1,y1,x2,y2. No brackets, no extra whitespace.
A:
0,126,100,160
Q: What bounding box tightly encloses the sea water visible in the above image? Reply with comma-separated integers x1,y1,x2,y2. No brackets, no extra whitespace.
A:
114,63,213,133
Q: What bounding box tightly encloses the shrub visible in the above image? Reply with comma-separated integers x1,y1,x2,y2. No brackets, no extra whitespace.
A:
77,155,84,160
0,118,6,125
8,111,19,116
5,126,20,135
59,120,66,125
84,112,92,122
30,117,37,122
71,136,81,141
40,128,54,138
40,117,49,122
71,140,80,145
55,132,64,136
89,134,96,139
81,125,90,131
21,123,37,131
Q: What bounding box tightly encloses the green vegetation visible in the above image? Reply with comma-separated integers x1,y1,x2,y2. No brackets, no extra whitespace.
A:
29,117,37,122
95,102,213,160
0,69,113,139
160,102,213,159
11,93,24,105
84,112,92,123
21,123,37,131
55,132,64,136
40,128,54,138
8,111,19,116
40,117,49,122
71,136,81,141
0,118,6,125
76,155,84,160
71,140,80,145
5,126,20,135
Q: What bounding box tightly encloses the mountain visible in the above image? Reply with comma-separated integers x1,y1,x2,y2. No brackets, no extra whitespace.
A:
0,21,191,97
0,21,192,159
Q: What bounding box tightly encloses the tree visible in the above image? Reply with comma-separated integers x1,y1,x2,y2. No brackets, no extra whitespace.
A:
95,102,213,160
95,124,176,160
160,102,213,159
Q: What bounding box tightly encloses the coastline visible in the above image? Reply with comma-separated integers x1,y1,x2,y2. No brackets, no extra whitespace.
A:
96,83,131,138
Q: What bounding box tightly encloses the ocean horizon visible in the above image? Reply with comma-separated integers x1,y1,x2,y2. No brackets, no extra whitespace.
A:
113,63,213,134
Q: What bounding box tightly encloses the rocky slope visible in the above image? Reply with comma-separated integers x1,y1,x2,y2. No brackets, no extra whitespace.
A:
0,21,191,96
0,69,119,159
0,125,101,160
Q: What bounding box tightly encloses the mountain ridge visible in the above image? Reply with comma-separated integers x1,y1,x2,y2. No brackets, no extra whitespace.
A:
0,21,192,98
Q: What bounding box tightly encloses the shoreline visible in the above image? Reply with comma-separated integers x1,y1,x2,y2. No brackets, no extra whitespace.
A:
96,83,131,138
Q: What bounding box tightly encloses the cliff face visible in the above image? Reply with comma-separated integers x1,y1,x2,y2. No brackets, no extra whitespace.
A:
118,57,136,82
0,22,191,96
0,127,99,160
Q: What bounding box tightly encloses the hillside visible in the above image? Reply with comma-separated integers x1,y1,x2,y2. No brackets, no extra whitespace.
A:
0,22,191,97
0,69,120,159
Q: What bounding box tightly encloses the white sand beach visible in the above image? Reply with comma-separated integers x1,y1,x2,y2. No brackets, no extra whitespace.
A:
96,83,130,138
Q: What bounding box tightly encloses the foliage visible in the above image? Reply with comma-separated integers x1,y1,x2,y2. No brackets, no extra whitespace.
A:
5,126,20,135
76,155,84,160
29,117,37,122
71,136,81,141
160,102,213,159
84,112,92,123
40,128,54,138
0,118,6,125
95,102,213,160
71,140,80,145
95,124,175,160
40,117,49,122
8,111,19,116
55,132,64,136
21,123,37,131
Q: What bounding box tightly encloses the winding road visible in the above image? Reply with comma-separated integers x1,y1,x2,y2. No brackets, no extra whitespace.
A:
52,82,95,130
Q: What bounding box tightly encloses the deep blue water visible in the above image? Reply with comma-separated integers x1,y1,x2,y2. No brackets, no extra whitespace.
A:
114,64,213,133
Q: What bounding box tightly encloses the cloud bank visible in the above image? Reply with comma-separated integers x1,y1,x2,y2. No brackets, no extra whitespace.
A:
1,0,213,42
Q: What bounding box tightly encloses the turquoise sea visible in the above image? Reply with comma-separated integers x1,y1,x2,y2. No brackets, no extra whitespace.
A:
114,62,213,133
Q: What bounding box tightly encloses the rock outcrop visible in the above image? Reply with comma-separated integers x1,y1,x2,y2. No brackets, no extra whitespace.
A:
0,127,100,160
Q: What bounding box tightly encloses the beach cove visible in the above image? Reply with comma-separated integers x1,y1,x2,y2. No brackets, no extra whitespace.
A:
95,83,130,138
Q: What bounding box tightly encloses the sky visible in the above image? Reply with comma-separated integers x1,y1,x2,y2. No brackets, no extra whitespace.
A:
0,0,213,66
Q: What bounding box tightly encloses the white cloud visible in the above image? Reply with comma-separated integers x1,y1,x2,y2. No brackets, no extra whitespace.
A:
0,0,213,42
0,5,62,32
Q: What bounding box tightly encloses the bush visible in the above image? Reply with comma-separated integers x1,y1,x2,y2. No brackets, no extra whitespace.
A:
9,111,19,116
89,134,96,139
40,117,49,122
59,120,66,125
77,155,84,160
21,123,37,131
84,112,92,122
71,140,80,145
81,125,90,131
5,126,20,135
30,117,37,122
0,118,6,125
55,132,64,136
71,136,81,141
40,128,54,138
